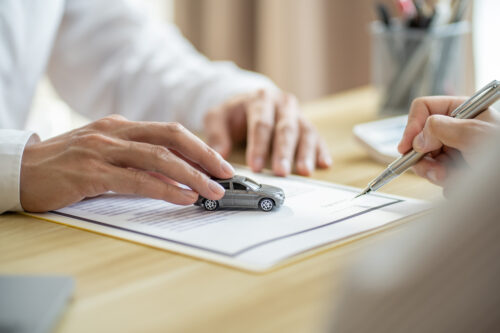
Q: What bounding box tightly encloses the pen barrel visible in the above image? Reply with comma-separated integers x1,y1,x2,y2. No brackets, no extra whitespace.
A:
455,87,500,120
368,150,425,192
388,150,425,175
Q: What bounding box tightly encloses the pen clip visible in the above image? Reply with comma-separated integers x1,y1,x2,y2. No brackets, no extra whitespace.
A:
451,80,500,117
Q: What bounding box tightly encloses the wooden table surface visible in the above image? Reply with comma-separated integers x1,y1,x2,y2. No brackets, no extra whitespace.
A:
0,87,442,333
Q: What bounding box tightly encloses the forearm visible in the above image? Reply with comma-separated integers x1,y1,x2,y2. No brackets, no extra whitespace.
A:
48,0,276,131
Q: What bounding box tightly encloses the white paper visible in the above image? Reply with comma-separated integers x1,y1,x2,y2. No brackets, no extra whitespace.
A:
353,115,408,164
27,169,430,271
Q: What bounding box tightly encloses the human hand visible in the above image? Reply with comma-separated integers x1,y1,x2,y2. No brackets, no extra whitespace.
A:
398,96,500,187
20,115,234,212
203,89,332,177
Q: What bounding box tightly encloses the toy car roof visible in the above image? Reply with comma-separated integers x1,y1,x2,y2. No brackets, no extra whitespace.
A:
214,175,254,183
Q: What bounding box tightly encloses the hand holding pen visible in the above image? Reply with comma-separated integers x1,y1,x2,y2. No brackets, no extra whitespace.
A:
357,80,500,197
398,95,500,188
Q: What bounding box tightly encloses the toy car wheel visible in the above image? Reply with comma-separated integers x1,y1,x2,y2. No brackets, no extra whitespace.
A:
259,198,274,212
203,199,219,211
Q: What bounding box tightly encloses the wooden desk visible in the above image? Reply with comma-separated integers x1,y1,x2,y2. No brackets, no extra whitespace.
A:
0,87,441,333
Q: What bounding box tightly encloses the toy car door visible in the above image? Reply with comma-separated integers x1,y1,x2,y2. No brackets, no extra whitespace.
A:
218,181,233,207
232,181,254,207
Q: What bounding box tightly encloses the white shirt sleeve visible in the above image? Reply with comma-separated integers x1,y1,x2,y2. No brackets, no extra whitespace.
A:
0,130,37,213
47,0,277,131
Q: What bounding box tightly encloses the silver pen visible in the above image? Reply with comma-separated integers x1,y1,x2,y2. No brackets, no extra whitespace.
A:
355,79,500,198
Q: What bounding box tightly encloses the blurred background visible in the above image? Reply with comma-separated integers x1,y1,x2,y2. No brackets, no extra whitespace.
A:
28,0,500,139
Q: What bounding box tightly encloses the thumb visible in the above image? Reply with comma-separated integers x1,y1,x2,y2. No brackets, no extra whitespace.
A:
413,115,494,153
203,108,232,158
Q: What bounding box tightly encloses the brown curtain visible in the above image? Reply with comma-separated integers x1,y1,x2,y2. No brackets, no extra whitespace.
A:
175,0,377,102
174,0,474,102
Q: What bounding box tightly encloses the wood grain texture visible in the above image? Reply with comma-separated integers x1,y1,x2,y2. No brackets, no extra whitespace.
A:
0,87,442,333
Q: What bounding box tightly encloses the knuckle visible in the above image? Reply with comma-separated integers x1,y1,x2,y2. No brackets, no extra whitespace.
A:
410,97,428,111
253,119,273,133
409,98,426,116
72,133,113,148
184,166,206,188
86,158,108,174
277,121,297,137
256,88,269,100
166,122,185,134
200,144,220,165
150,145,170,161
302,133,317,147
426,115,441,133
107,114,128,121
132,170,149,193
91,116,126,131
191,168,210,186
190,167,204,182
411,97,425,108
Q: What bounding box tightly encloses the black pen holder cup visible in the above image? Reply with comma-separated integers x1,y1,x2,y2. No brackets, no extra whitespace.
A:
371,20,470,116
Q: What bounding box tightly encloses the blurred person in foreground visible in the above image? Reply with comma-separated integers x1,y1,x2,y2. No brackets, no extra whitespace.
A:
329,96,500,332
0,0,331,214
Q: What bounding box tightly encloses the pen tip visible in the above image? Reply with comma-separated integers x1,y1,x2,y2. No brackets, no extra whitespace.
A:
354,188,371,199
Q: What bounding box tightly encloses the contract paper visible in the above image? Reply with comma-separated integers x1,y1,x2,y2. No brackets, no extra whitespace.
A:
26,169,430,271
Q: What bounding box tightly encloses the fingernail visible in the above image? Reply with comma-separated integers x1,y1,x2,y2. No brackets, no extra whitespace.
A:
280,158,291,175
323,155,332,166
253,157,264,171
426,169,438,183
414,133,425,150
221,160,234,176
209,180,225,196
305,159,314,173
297,161,310,175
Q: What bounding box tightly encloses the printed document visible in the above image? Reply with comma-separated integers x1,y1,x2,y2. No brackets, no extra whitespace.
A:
27,169,430,271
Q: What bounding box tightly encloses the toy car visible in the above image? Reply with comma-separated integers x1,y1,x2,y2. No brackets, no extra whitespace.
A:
195,175,285,212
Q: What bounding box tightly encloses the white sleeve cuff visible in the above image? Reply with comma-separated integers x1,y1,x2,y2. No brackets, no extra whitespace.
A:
0,130,37,213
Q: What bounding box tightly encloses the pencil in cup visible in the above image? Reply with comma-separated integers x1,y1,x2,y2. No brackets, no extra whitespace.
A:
370,20,470,116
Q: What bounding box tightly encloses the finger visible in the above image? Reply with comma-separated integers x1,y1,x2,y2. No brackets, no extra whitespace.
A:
316,138,332,169
107,141,226,200
475,107,500,124
204,107,232,158
245,90,276,172
271,94,299,176
146,171,180,186
412,115,497,154
106,114,128,121
295,120,317,176
412,156,447,186
398,96,467,154
118,121,234,179
442,146,466,168
103,166,199,205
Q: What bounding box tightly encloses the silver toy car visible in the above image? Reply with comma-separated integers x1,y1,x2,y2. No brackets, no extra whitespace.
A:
195,175,285,212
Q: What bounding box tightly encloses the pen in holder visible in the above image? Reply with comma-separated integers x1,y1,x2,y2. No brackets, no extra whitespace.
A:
371,20,470,116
